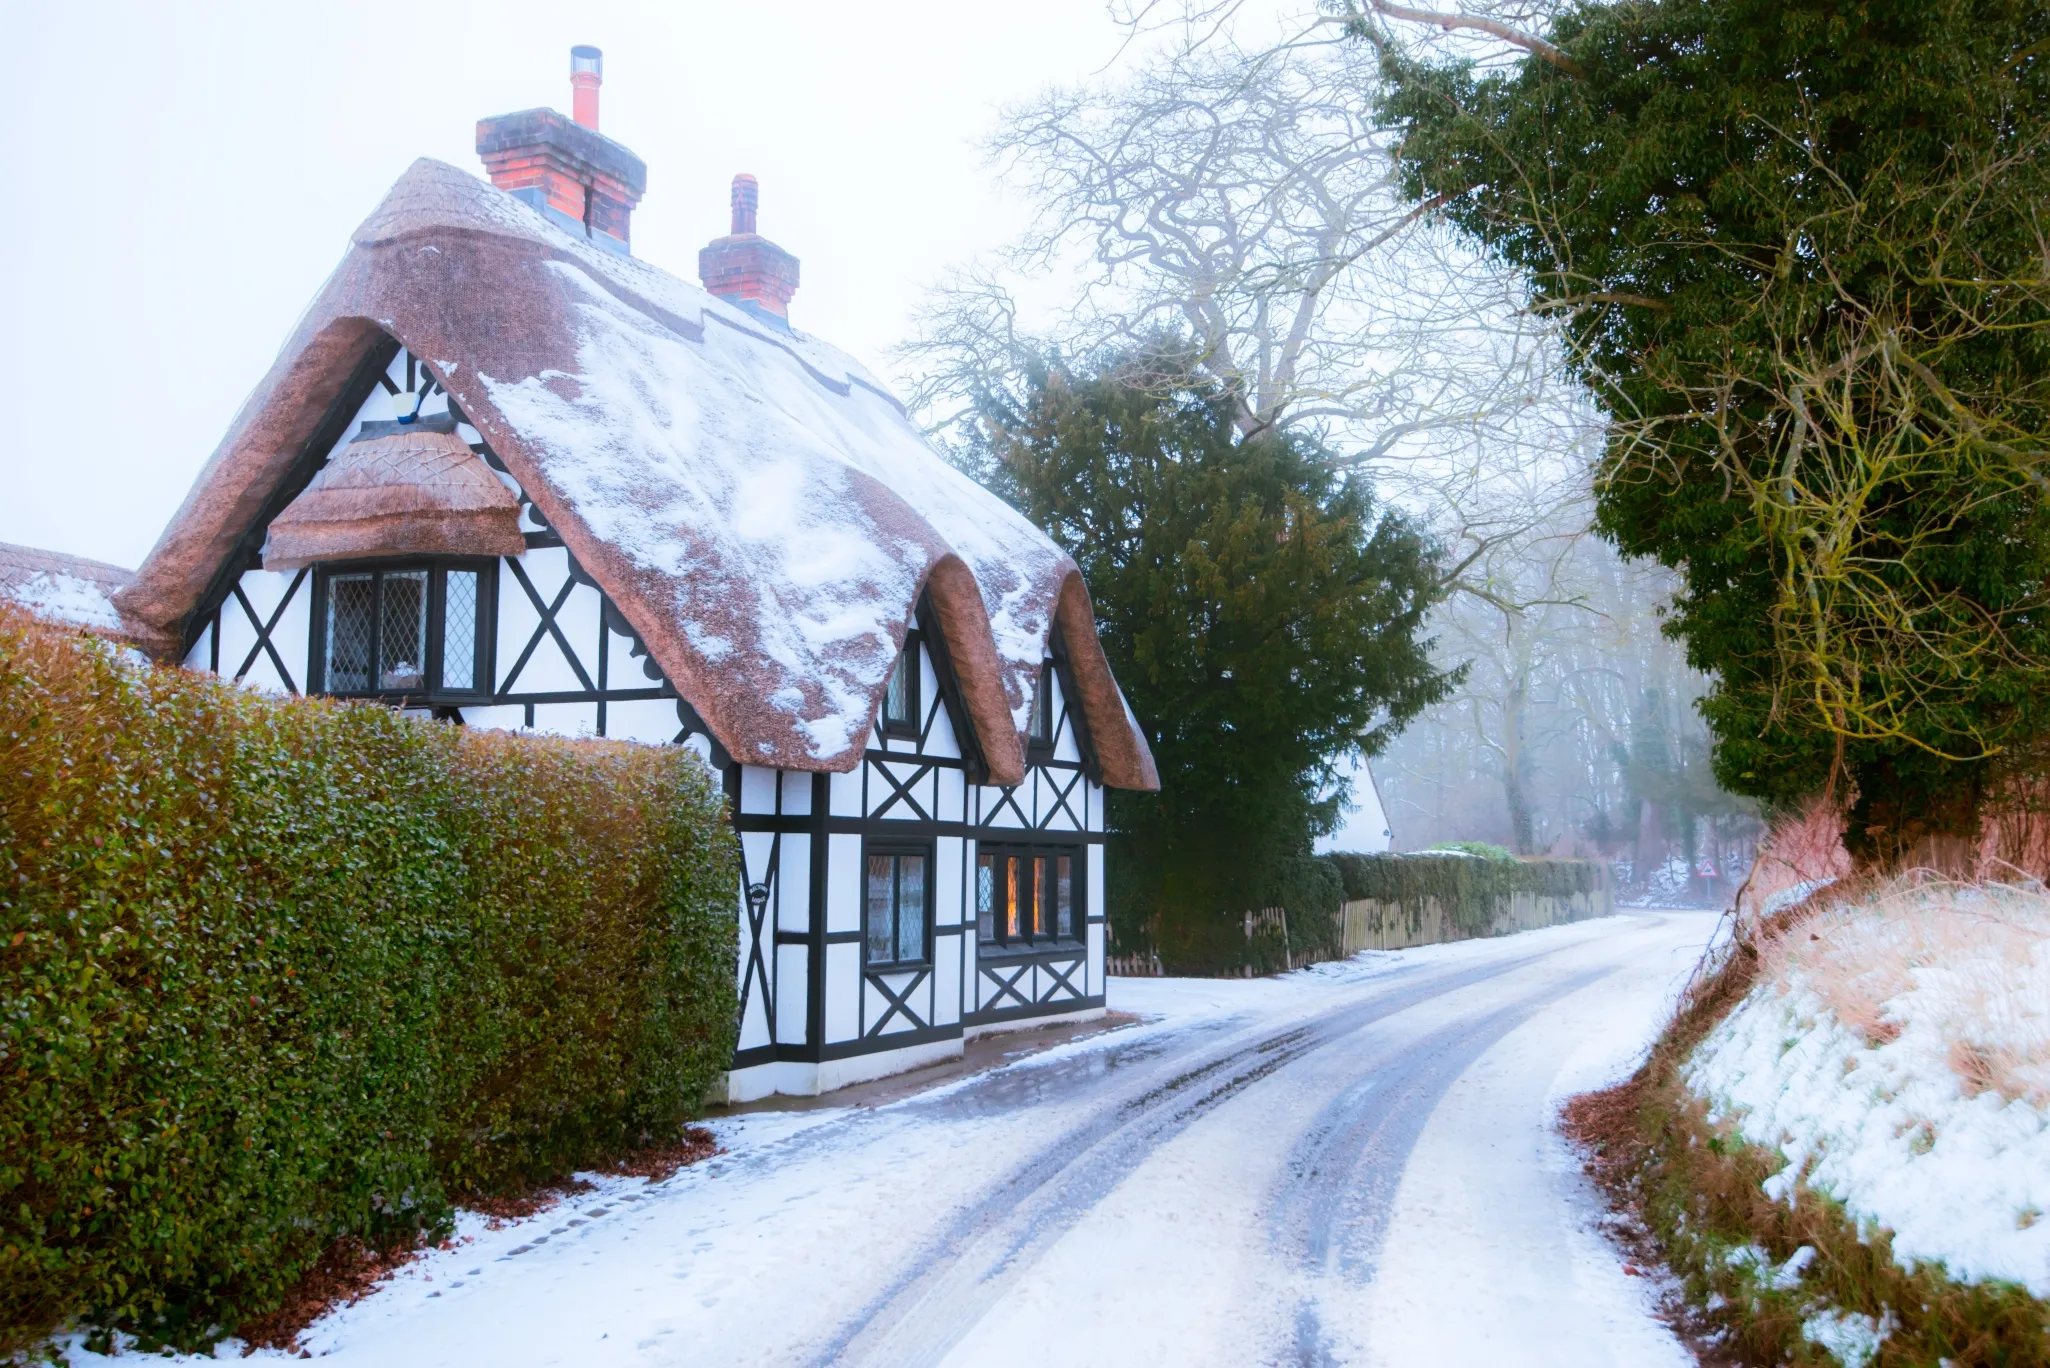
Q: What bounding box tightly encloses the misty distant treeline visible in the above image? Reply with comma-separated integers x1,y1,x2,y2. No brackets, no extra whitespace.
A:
1373,522,1760,901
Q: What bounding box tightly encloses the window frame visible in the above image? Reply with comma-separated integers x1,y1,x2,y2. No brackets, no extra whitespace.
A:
974,841,1085,951
863,838,935,971
308,555,497,704
879,631,923,739
1026,659,1056,755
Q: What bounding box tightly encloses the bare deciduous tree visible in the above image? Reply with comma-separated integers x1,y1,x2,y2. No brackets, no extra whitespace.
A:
901,3,1768,879
898,31,1587,594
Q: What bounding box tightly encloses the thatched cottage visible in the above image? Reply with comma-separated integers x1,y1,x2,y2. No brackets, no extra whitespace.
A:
26,49,1160,1100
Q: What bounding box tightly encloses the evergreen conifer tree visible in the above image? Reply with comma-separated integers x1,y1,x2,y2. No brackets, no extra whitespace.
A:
973,350,1454,969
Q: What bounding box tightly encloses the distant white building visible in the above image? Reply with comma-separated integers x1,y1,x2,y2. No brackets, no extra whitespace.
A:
1315,755,1394,854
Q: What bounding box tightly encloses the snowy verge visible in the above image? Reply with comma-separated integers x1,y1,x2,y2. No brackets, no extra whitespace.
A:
49,1105,863,1366
1684,880,2050,1294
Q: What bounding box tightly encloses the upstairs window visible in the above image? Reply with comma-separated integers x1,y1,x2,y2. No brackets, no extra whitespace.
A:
881,636,920,737
1027,661,1055,749
865,842,930,968
313,559,492,700
976,845,1080,948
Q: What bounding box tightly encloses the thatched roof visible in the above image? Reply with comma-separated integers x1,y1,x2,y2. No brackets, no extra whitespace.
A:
263,419,526,571
0,542,138,644
113,158,1158,789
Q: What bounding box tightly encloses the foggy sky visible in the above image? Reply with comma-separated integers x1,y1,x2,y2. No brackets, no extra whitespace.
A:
0,0,1120,568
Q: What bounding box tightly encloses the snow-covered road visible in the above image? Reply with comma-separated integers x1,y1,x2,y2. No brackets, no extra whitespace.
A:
89,910,1717,1367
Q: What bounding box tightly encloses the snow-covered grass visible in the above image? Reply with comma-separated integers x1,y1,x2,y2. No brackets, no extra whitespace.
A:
1687,879,2050,1293
1571,876,2050,1366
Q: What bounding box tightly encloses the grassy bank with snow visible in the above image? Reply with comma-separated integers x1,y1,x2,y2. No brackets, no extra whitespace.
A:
1569,879,2050,1366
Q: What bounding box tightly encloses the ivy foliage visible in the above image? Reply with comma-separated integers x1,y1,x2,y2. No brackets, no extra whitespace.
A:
974,350,1455,972
1374,0,2050,858
0,608,738,1353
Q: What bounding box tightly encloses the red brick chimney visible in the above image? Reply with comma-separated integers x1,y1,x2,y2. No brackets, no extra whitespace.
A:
699,174,801,324
476,46,647,256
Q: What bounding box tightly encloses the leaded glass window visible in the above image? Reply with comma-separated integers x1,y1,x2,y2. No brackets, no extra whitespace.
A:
976,853,996,943
864,845,930,968
881,638,919,736
865,855,894,965
895,855,926,963
379,570,428,691
442,570,479,690
1006,855,1021,939
313,560,492,700
325,573,374,692
1028,661,1054,746
1032,855,1050,940
1057,855,1074,938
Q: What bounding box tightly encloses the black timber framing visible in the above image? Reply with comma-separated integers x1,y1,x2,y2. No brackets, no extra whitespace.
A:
174,336,713,746
728,797,1107,1069
808,771,831,1060
969,992,1106,1030
733,813,1107,841
726,623,1110,1072
169,338,1112,1082
224,568,309,693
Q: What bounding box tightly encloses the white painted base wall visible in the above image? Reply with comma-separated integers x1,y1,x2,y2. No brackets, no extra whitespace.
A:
719,1004,1110,1102
720,1036,964,1103
963,1004,1105,1041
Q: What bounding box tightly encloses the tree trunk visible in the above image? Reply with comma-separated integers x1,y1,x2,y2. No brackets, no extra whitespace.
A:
1500,674,1536,854
1633,797,1662,889
1849,766,1985,877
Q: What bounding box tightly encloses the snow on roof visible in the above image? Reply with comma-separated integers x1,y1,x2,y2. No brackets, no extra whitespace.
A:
114,159,1157,788
0,542,134,637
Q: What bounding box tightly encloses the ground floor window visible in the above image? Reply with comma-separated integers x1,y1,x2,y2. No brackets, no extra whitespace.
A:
311,558,494,701
976,844,1080,948
864,841,931,968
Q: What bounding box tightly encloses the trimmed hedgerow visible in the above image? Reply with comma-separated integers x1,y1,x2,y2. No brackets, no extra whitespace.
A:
1325,851,1608,937
0,607,737,1353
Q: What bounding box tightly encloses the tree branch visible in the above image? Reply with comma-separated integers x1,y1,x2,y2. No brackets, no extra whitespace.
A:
1361,1,1584,77
1527,290,1670,313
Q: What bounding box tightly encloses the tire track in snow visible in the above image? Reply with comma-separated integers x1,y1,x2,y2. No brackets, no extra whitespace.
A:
1270,966,1616,1368
807,935,1626,1368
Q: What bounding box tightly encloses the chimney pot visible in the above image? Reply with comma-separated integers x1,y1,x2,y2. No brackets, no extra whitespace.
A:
570,45,602,130
730,174,759,236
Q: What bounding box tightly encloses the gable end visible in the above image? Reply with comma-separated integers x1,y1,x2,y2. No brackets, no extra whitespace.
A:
178,330,402,659
913,589,989,785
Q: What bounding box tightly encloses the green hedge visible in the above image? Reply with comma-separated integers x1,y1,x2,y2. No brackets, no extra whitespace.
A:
1242,853,1345,974
0,608,738,1352
1325,851,1608,936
